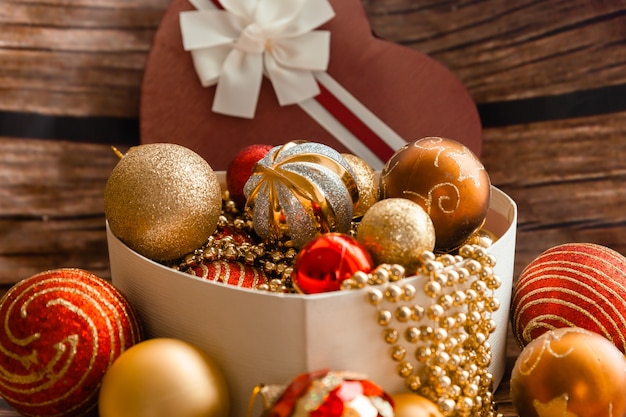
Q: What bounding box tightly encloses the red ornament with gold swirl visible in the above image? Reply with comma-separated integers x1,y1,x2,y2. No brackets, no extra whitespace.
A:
0,268,143,417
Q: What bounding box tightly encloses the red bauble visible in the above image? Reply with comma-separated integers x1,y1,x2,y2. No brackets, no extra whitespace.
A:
226,144,273,207
188,260,268,289
511,243,626,352
292,233,373,294
267,370,393,417
0,268,143,417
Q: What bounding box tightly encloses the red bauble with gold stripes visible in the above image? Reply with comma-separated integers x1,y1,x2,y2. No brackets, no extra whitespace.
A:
188,260,269,289
0,268,143,417
511,243,626,352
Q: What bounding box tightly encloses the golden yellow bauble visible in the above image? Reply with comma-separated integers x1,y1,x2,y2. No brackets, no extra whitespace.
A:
391,393,444,417
342,153,379,217
356,198,435,274
99,338,230,417
104,143,222,261
510,327,626,417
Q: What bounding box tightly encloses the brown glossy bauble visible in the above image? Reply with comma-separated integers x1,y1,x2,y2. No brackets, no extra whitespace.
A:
380,137,490,252
510,327,626,417
391,393,443,417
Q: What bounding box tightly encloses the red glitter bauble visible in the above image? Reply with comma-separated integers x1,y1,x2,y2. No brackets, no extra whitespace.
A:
292,233,373,294
226,144,273,207
511,243,626,352
0,268,143,417
188,260,268,288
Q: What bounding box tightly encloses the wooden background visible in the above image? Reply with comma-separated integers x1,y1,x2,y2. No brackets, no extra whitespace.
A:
2,0,626,415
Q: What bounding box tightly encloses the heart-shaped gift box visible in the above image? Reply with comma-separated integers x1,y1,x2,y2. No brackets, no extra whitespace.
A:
140,0,482,171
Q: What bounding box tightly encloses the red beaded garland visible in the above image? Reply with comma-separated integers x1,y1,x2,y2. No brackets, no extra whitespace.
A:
226,143,273,207
292,233,373,294
0,268,143,417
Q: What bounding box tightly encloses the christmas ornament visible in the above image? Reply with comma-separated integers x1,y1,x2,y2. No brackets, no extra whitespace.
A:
511,242,626,352
265,369,394,417
227,144,273,207
356,198,435,274
244,141,358,248
188,260,269,289
0,268,143,417
510,327,626,417
99,338,229,417
380,137,490,252
341,153,379,218
292,233,373,294
104,143,222,261
391,393,443,417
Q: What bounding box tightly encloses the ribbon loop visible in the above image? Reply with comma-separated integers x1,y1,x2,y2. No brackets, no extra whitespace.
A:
180,0,335,119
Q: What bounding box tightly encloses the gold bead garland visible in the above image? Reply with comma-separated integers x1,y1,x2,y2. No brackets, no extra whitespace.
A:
342,244,502,417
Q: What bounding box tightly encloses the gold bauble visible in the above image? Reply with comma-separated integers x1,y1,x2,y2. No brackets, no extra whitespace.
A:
391,393,444,417
342,153,379,218
356,198,435,274
510,327,626,417
99,338,230,417
104,143,222,261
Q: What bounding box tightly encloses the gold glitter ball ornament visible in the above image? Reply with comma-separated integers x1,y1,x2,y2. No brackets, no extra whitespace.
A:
104,143,222,261
342,153,379,218
356,198,435,274
510,327,626,417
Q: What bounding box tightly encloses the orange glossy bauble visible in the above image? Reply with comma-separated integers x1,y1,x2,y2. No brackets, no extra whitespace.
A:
380,137,490,252
391,393,443,417
510,327,626,417
0,268,143,417
511,242,626,352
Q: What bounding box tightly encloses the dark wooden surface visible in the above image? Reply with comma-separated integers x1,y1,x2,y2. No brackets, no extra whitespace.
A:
3,0,626,415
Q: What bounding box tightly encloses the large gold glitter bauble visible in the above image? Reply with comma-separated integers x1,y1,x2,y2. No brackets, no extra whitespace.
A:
104,143,222,261
380,136,490,252
510,327,626,417
356,198,435,274
99,338,230,417
342,153,379,217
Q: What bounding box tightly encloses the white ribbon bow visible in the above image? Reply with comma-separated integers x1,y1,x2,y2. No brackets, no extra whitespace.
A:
180,0,335,119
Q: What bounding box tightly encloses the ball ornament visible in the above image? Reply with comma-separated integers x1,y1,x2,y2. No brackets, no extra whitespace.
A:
511,242,626,352
99,338,230,417
356,198,435,274
0,268,143,417
226,143,273,207
292,233,373,294
244,141,358,248
380,137,490,252
510,327,626,417
104,143,222,261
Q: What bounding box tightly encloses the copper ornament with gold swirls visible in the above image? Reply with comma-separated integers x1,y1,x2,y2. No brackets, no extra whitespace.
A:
244,141,358,248
511,242,626,352
0,268,143,417
380,137,490,252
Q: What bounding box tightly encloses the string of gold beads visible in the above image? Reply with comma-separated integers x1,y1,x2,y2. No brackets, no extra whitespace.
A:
343,245,502,417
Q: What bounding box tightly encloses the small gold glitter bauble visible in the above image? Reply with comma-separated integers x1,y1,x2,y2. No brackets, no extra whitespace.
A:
342,153,379,217
104,143,222,261
99,338,230,417
356,198,435,274
391,393,444,417
510,327,626,417
380,137,490,252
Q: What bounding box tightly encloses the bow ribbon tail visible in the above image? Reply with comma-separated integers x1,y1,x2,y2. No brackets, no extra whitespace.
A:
213,50,264,118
